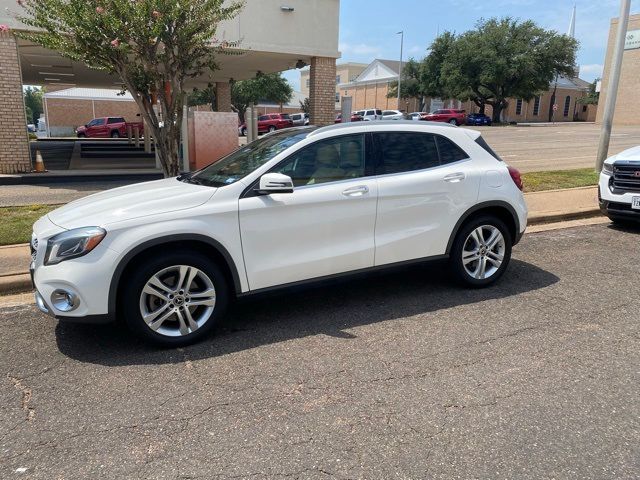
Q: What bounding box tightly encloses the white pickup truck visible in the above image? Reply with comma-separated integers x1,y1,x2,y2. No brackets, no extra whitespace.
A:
599,146,640,224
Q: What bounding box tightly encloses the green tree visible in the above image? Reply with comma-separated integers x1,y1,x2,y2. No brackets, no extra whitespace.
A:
440,18,578,122
231,73,293,123
18,0,243,177
188,85,216,110
24,86,43,125
299,97,310,114
578,78,600,105
386,59,428,110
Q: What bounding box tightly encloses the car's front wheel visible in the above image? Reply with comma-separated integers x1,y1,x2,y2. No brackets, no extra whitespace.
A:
268,125,276,132
122,251,229,346
448,119,458,125
449,216,512,287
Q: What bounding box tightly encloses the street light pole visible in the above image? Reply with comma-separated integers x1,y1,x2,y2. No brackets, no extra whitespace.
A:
397,31,404,111
595,0,631,172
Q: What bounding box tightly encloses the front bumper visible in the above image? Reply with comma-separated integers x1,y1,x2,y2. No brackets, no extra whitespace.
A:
599,199,640,222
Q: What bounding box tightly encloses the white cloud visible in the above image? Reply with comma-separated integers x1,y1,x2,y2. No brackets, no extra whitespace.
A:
580,64,603,77
339,42,381,56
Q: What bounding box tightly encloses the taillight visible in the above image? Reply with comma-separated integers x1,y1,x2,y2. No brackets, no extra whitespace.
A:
507,166,523,191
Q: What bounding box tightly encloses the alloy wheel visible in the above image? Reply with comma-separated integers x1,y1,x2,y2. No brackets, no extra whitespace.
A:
461,225,505,280
139,265,216,337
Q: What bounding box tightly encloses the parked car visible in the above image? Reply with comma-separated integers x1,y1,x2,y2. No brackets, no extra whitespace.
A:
423,109,467,126
408,112,429,121
31,122,526,347
334,113,364,123
381,110,406,120
354,108,383,121
290,112,309,127
239,113,294,136
76,117,144,138
599,145,640,224
466,113,492,126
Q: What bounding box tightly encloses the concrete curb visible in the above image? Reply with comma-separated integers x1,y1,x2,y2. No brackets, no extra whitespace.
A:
0,273,32,295
528,208,603,226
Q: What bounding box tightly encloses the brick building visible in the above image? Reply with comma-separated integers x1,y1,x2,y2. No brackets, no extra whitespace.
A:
300,62,367,111
596,13,640,125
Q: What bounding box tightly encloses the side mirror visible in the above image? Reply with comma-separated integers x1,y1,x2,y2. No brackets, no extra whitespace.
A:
256,173,294,195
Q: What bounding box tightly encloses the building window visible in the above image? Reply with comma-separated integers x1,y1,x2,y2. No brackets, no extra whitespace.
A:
532,96,541,116
305,79,310,88
563,95,571,117
336,75,341,85
335,92,340,103
515,99,523,115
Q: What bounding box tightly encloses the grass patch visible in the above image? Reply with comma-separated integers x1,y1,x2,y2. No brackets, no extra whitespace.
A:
0,205,58,246
521,168,598,193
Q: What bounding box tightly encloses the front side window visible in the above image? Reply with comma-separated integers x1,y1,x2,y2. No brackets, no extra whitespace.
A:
273,134,366,187
88,118,103,126
190,129,313,187
375,132,439,174
258,115,270,121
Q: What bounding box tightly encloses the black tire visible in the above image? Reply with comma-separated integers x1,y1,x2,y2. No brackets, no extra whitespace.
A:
121,250,229,347
449,215,512,288
448,119,458,125
241,127,247,136
77,133,86,138
268,125,276,132
111,130,120,138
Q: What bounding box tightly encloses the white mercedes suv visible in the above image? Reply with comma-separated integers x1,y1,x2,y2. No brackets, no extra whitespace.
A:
31,122,527,346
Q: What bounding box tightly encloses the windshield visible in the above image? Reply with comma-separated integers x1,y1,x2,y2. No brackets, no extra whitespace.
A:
188,128,315,187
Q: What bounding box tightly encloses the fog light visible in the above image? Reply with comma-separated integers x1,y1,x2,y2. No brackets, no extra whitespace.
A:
51,289,79,312
34,291,50,314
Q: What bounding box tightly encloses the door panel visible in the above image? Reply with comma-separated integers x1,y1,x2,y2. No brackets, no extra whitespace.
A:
239,180,378,290
239,133,376,290
372,132,481,266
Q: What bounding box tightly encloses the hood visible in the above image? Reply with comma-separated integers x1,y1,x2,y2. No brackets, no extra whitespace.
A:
76,125,86,133
48,178,217,229
608,146,640,163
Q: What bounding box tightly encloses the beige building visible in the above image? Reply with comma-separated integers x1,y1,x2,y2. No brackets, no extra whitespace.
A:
337,59,422,113
463,75,591,123
0,0,341,173
596,13,640,125
300,62,367,111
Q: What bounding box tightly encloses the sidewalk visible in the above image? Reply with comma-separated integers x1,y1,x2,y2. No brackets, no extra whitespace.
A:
0,186,603,295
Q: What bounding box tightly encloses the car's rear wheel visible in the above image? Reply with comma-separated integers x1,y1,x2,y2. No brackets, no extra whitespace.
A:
122,251,229,346
111,130,120,138
241,127,247,136
268,125,276,132
450,216,512,287
448,119,458,125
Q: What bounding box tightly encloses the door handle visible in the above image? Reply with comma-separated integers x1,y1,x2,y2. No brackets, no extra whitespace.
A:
443,172,465,183
342,185,369,197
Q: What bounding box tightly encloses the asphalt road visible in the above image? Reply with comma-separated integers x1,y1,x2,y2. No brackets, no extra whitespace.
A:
1,223,639,479
474,123,640,173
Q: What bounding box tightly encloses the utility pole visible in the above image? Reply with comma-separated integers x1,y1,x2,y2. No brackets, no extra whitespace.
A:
397,31,404,111
596,0,631,172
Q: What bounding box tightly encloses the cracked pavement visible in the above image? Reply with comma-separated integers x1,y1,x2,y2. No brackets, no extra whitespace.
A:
0,223,639,479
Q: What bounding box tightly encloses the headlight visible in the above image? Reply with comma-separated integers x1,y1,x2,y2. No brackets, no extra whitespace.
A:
602,163,614,175
45,227,106,265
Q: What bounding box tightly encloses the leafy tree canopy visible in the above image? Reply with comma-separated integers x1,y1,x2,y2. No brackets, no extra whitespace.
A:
18,0,243,176
24,86,43,125
231,73,293,122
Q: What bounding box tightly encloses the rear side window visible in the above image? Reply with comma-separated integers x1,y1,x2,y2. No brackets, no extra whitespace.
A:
375,132,440,174
474,136,503,161
436,136,469,164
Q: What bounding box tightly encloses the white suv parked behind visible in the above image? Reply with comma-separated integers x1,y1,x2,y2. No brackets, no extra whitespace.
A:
31,122,527,346
598,145,640,224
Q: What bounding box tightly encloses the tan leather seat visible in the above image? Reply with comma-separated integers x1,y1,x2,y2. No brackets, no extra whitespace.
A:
308,144,344,184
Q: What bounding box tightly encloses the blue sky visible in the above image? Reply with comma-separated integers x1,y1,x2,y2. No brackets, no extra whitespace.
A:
283,0,632,91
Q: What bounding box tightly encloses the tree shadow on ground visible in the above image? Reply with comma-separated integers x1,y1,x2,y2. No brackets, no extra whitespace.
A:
55,259,559,366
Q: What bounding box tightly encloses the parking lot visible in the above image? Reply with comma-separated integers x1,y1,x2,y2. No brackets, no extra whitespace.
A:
1,223,638,479
475,123,640,172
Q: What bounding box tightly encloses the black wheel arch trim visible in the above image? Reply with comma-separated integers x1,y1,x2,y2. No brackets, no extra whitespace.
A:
107,234,242,320
445,201,521,254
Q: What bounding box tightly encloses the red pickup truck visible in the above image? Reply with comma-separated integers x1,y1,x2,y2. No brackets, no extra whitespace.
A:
423,109,467,126
239,113,294,136
76,117,144,138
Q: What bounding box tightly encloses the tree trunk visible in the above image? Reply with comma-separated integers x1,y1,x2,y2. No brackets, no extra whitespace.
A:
491,103,503,123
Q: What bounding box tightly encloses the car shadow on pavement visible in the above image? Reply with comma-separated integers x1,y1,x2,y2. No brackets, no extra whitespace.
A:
55,259,559,366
